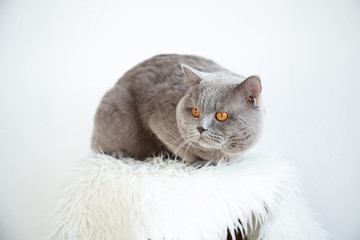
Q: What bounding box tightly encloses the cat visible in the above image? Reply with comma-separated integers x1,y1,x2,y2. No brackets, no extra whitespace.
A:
91,54,263,164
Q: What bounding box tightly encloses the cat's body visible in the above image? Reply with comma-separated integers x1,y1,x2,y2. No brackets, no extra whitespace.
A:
91,54,263,163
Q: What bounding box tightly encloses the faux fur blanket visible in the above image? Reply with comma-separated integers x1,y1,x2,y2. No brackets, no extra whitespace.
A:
43,152,327,240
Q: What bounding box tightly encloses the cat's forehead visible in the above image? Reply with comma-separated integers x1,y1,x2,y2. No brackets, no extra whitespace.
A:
201,72,243,94
198,82,234,96
196,82,236,111
186,71,247,110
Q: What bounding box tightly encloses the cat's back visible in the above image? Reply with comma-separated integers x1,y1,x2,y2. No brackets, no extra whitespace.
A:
117,54,226,94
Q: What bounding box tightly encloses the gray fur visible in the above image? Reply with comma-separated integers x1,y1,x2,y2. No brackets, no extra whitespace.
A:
91,54,263,163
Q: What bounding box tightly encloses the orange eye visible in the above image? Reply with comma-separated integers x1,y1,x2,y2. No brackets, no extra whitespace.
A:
216,112,228,122
192,108,200,118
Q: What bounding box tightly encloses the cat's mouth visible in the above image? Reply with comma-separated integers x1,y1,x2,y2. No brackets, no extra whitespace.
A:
197,135,223,149
198,137,212,147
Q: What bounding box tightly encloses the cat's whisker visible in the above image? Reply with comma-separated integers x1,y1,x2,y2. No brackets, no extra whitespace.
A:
174,140,191,160
171,133,198,159
183,140,193,160
228,134,252,145
148,124,188,148
163,135,185,146
209,148,215,161
162,129,198,147
220,143,229,153
185,135,198,157
182,135,195,158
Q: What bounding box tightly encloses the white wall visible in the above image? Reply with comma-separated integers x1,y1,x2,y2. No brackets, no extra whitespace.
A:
0,0,359,239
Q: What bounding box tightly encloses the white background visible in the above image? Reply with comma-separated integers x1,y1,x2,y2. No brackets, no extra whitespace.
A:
1,0,359,239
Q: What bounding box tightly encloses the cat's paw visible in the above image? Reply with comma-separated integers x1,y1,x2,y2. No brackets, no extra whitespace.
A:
109,150,129,159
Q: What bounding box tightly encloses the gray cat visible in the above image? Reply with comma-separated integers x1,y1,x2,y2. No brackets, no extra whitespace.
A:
91,54,263,164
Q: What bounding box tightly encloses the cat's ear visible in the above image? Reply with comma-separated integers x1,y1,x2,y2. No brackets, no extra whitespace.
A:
181,64,203,87
235,76,262,105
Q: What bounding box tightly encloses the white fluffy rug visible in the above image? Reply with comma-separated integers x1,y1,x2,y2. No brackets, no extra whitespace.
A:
43,152,327,240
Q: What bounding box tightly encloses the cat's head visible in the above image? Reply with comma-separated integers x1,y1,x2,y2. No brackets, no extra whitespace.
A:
176,64,263,157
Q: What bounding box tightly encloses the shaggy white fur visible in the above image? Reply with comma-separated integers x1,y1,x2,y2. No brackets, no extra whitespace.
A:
43,152,327,240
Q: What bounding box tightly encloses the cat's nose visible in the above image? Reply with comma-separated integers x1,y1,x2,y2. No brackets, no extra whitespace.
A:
197,126,207,134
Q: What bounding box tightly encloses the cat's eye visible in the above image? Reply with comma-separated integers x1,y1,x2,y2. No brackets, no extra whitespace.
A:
216,112,228,122
192,108,200,118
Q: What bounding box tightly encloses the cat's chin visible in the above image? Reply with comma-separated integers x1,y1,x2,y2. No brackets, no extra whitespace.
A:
196,137,220,149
